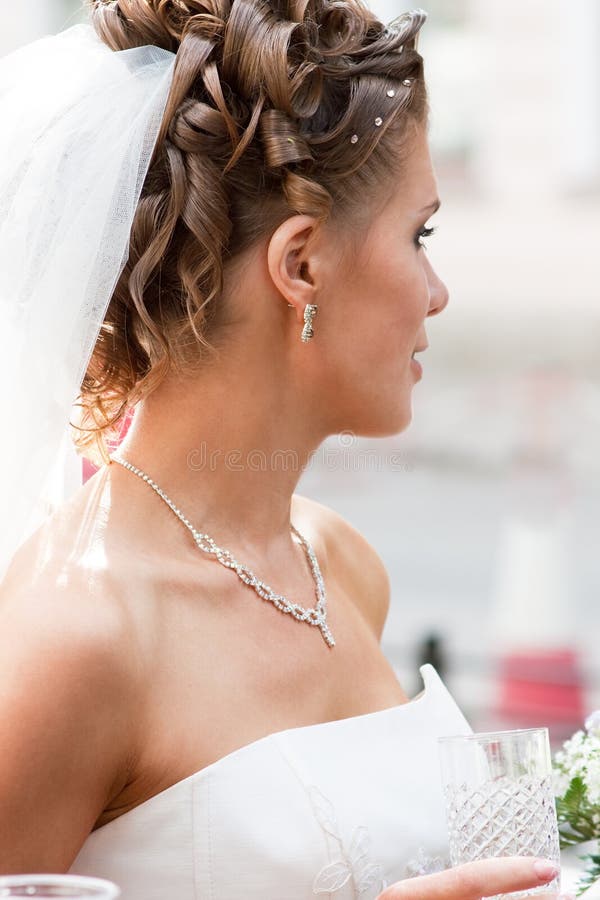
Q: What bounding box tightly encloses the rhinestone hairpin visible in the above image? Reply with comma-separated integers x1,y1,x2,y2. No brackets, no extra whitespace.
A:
348,18,416,144
349,82,411,143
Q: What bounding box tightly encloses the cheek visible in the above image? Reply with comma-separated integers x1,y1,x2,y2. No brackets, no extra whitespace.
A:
344,257,426,354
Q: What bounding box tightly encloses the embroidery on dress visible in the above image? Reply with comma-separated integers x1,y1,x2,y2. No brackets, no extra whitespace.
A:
308,785,390,898
403,846,449,879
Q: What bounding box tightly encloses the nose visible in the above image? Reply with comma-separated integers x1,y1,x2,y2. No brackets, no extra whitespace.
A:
426,258,449,318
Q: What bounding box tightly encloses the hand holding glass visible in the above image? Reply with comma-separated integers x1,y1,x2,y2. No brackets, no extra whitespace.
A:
438,728,561,899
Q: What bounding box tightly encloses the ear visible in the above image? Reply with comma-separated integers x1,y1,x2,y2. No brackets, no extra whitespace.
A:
266,215,321,319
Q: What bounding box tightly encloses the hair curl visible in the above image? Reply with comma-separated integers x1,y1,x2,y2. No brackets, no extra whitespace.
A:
73,0,429,465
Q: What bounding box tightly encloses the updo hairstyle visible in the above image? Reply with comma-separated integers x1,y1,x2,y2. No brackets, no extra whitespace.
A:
75,0,428,464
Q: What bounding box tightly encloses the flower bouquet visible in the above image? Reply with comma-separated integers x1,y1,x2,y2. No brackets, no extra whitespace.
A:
554,712,600,895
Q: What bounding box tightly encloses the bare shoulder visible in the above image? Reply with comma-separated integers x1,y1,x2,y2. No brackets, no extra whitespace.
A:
1,496,139,662
292,493,391,641
0,553,140,739
0,522,142,870
1,534,139,673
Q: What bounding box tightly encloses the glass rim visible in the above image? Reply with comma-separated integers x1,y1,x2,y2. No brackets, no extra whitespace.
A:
438,727,549,744
0,874,119,893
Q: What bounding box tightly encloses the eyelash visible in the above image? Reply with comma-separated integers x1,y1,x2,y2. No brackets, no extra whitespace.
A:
415,225,437,249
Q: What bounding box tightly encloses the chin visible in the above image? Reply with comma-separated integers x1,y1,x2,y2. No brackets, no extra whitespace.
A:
344,396,414,439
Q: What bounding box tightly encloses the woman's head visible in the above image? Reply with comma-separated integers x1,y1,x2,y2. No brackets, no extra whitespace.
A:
77,0,445,462
276,123,448,439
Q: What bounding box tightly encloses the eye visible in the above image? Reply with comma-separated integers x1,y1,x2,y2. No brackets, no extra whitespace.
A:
415,225,437,249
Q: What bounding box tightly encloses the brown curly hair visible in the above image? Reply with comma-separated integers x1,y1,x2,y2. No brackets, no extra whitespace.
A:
73,0,429,465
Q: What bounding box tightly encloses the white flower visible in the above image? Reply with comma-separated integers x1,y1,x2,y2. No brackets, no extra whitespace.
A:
554,725,600,804
587,770,600,806
553,768,571,798
585,711,600,735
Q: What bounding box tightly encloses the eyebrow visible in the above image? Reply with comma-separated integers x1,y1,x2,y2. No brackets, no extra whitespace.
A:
420,199,441,214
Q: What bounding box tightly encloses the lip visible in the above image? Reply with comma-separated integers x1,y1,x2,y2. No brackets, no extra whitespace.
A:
410,357,423,379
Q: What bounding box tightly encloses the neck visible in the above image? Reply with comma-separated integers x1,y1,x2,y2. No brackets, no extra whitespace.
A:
112,356,326,558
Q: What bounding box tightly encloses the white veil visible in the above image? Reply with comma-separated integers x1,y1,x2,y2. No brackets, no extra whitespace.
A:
0,23,176,582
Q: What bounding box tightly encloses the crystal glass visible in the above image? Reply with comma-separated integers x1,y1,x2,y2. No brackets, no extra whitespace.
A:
0,875,120,898
438,728,560,899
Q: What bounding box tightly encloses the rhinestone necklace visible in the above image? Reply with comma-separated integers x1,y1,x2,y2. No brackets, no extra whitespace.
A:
109,455,336,648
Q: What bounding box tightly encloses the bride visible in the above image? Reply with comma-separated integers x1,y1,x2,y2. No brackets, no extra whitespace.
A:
0,1,563,897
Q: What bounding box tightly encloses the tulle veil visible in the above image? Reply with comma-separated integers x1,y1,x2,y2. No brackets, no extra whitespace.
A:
0,22,176,583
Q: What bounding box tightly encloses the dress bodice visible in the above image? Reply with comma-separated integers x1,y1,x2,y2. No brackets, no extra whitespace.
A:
69,664,471,899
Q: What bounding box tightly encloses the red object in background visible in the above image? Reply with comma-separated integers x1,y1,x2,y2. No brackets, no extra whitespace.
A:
495,648,585,739
82,408,135,485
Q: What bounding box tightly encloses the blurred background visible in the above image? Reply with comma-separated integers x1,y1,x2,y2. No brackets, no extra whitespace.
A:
3,1,599,745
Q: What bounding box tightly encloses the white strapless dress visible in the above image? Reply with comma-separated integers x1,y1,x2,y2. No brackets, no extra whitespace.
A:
69,664,471,899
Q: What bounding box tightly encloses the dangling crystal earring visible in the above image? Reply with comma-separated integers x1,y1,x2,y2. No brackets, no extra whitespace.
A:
301,304,318,342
